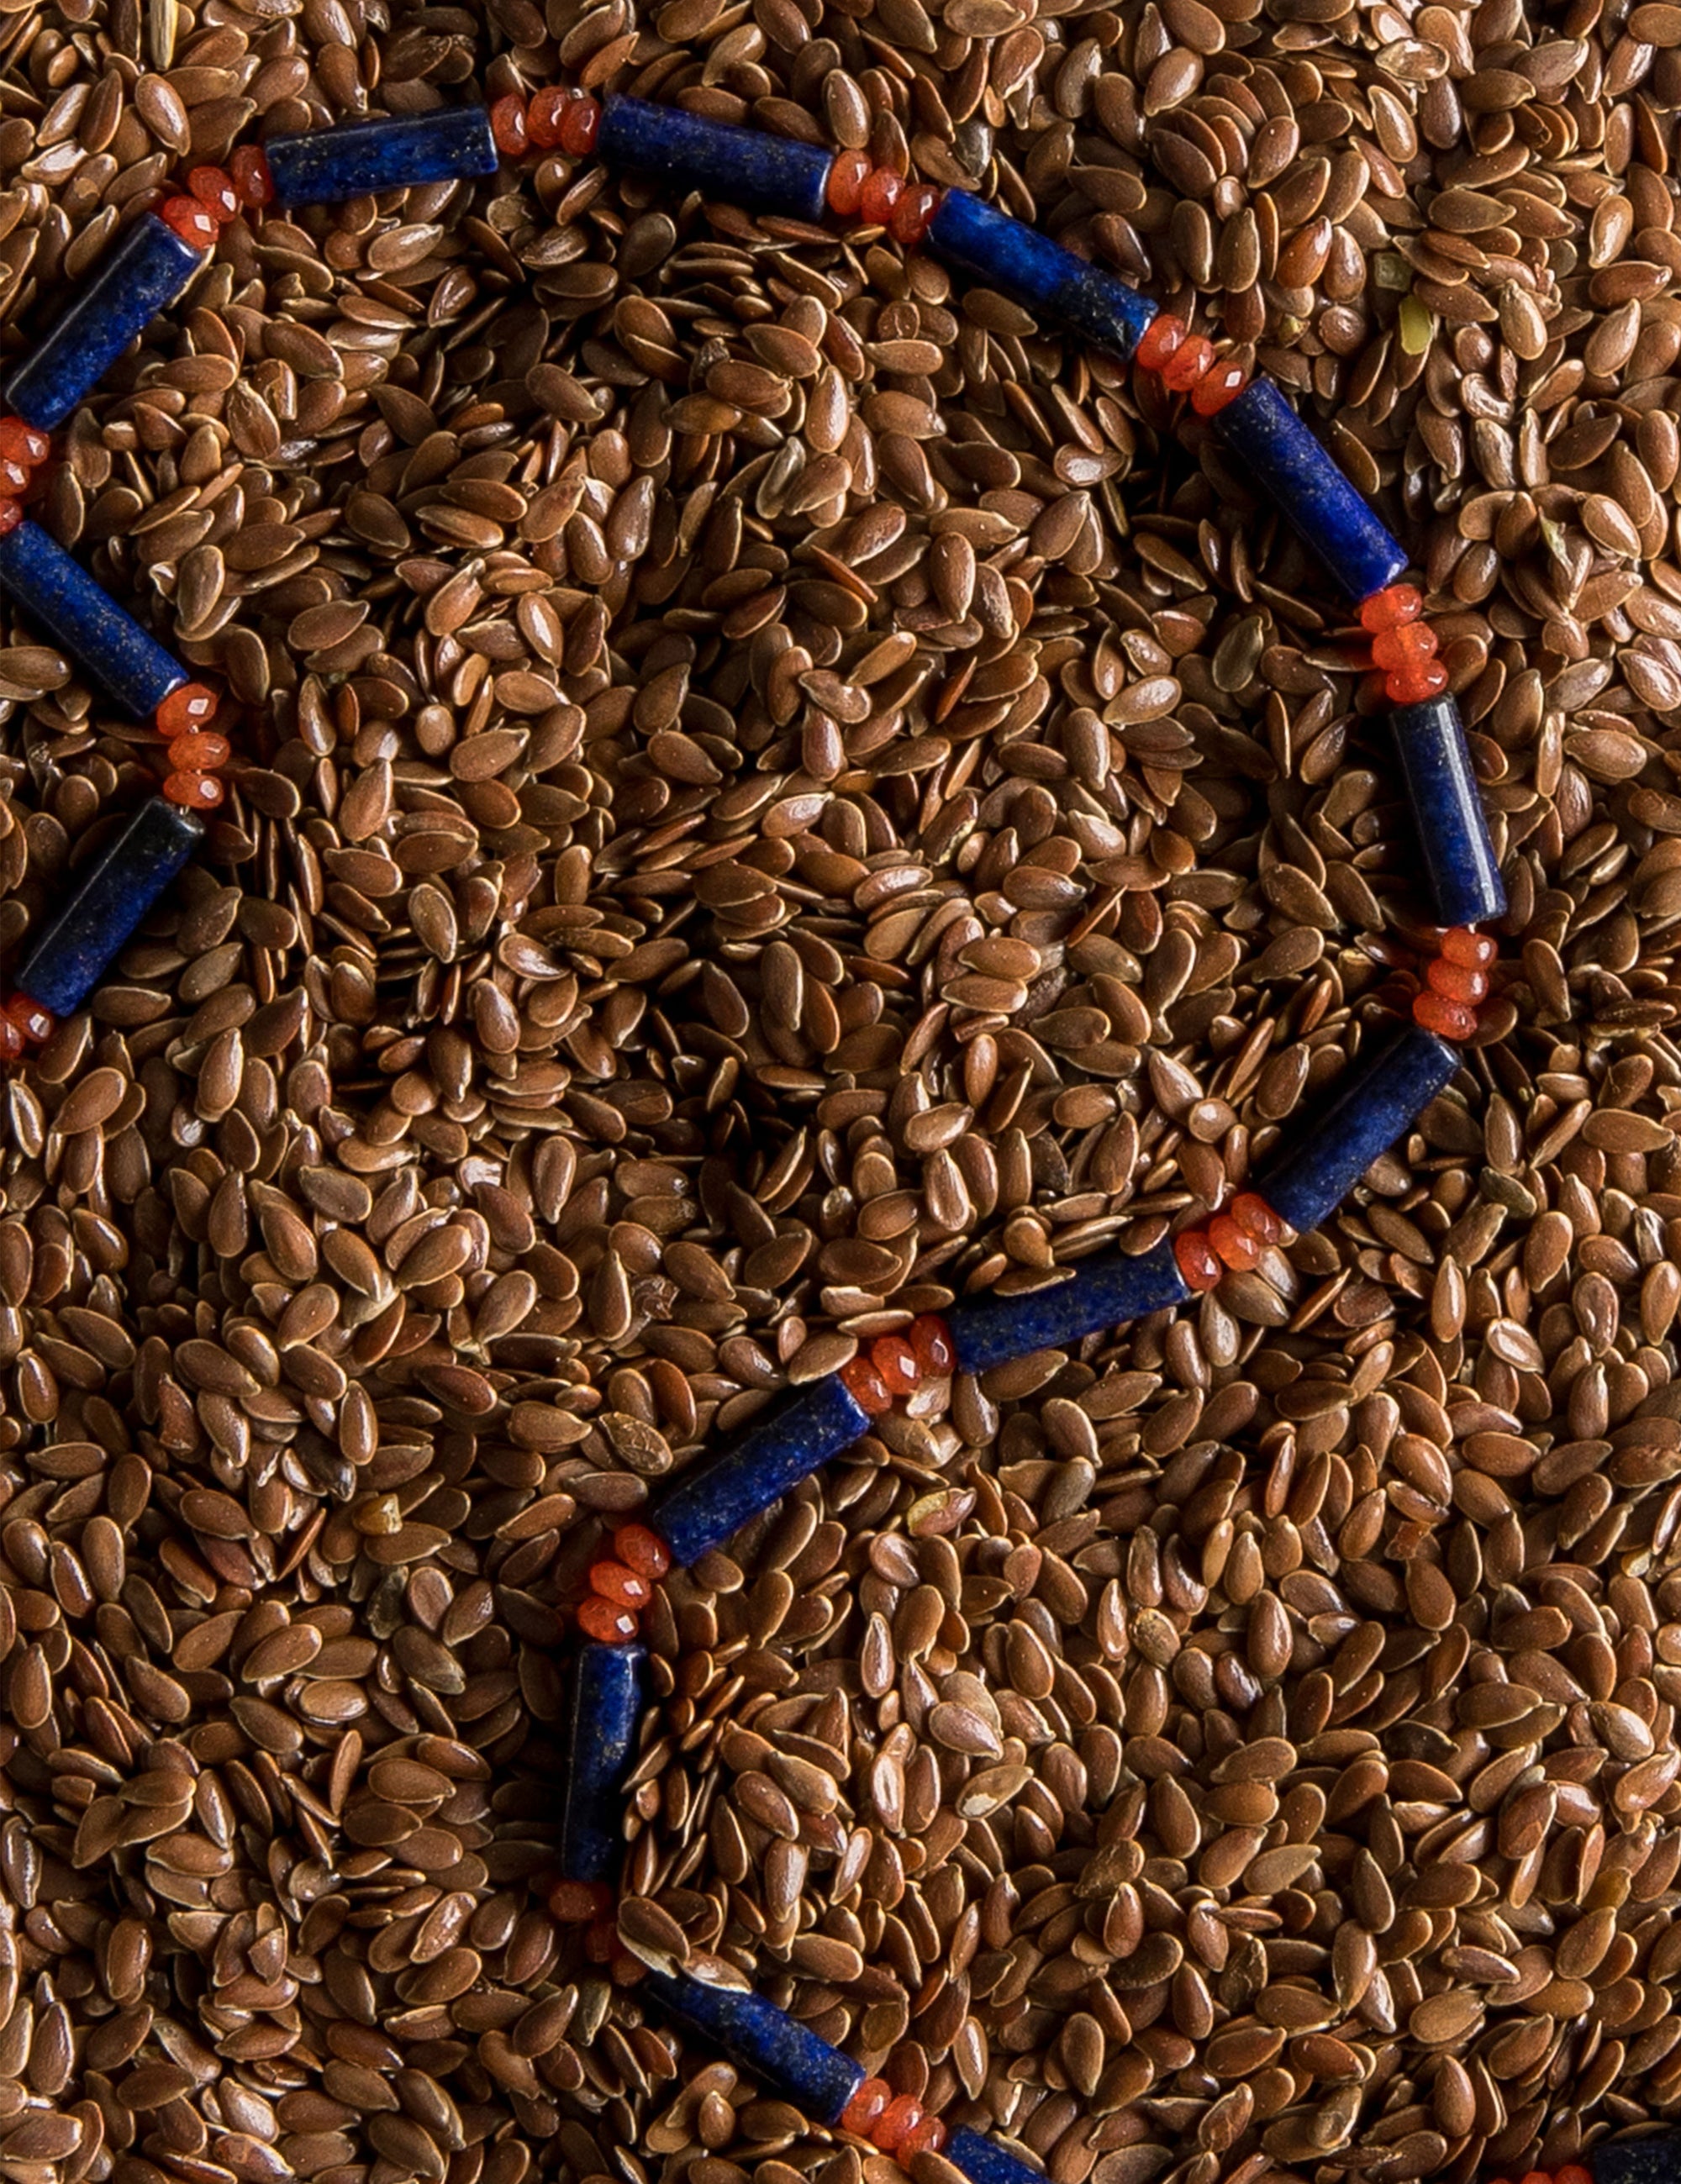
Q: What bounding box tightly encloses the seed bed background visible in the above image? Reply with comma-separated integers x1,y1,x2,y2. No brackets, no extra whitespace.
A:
0,7,1677,2184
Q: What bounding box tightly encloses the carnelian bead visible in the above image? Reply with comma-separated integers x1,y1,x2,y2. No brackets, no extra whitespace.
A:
1161,334,1215,390
614,1522,671,1579
491,93,530,156
589,1559,652,1609
890,184,942,247
1519,2171,1551,2184
557,95,601,155
875,2098,924,2154
1427,957,1489,1004
584,1918,617,1961
167,731,230,774
1358,582,1424,633
1387,659,1449,703
827,148,872,217
1555,2168,1593,2184
841,2081,893,2137
1192,360,1247,414
873,1334,920,1394
1175,1231,1221,1292
1370,622,1439,673
548,1878,613,1922
0,418,48,466
909,1313,955,1376
1135,313,1187,371
577,1595,639,1643
0,458,29,497
160,195,220,249
841,1355,893,1417
1209,1213,1259,1272
6,995,52,1044
0,1016,22,1065
1230,1192,1282,1245
1440,925,1497,969
0,502,22,538
156,682,219,735
165,771,225,809
1413,990,1478,1041
860,168,904,225
230,145,275,207
527,87,570,150
188,166,240,222
899,2118,946,2160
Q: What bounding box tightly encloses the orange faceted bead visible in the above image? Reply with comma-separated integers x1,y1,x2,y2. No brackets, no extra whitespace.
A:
891,184,942,247
1175,1231,1221,1292
165,771,225,809
1358,583,1423,633
860,168,904,225
875,2098,925,2154
577,1595,639,1643
1231,1192,1282,1245
1192,360,1247,414
6,995,52,1044
1135,313,1187,371
589,1559,652,1609
1555,2168,1593,2184
1440,925,1497,969
1387,659,1449,703
230,145,275,207
1370,621,1439,673
1161,334,1215,390
841,2081,893,2137
156,682,219,735
1427,956,1488,1004
899,2118,946,2160
558,95,601,155
909,1313,954,1376
1519,2171,1551,2184
827,149,871,216
873,1334,920,1395
160,194,220,250
491,93,530,156
0,418,48,466
187,166,240,222
614,1522,671,1579
1209,1213,1259,1272
167,731,230,773
527,87,570,150
549,1878,613,1922
0,456,29,497
841,1355,893,1417
1414,990,1477,1041
0,1016,20,1065
0,501,22,538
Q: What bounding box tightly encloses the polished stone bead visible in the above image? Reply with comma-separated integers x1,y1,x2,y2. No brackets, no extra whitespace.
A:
642,1969,866,2123
1213,376,1407,603
651,1374,869,1568
17,796,203,1018
948,1240,1190,1376
265,108,498,208
947,2129,1051,2184
3,214,204,429
1389,692,1507,928
1260,1026,1460,1239
927,189,1156,361
558,1639,646,1884
1590,2138,1681,2184
0,519,187,718
597,96,833,221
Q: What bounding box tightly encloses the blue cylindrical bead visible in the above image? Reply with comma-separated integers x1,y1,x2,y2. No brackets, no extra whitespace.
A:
18,796,203,1018
1260,1026,1460,1238
947,2131,1050,2184
264,108,498,208
642,1969,866,2123
1590,2135,1681,2184
0,519,187,718
927,190,1157,362
651,1374,869,1569
558,1640,646,1885
1389,693,1506,928
949,1240,1190,1376
1214,376,1407,603
2,213,206,431
598,96,833,221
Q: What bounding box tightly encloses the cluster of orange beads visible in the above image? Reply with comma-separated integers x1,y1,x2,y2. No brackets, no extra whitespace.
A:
826,152,943,248
1175,1193,1283,1293
158,150,273,250
0,414,51,539
578,1519,671,1645
1134,313,1248,416
490,87,602,158
1362,582,1447,704
840,2078,946,2162
0,992,54,1065
1413,924,1496,1043
155,682,230,812
839,1313,955,1419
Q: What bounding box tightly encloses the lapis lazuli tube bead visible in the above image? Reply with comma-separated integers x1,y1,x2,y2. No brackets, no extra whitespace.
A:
1213,377,1407,603
643,1969,866,2123
651,1374,869,1569
598,96,833,222
264,108,498,208
1590,2136,1681,2184
18,796,203,1018
927,190,1157,364
949,1239,1190,1377
2,213,206,431
948,2130,1050,2184
1389,693,1506,928
558,1640,646,1885
1260,1025,1459,1238
0,520,187,718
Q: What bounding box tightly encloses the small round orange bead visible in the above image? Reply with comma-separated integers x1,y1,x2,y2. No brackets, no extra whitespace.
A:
890,184,942,247
6,995,52,1045
1414,990,1477,1041
899,2118,946,2160
0,1016,22,1065
187,166,240,223
1358,583,1424,633
164,771,224,809
1427,957,1488,1004
548,1878,613,1922
1371,622,1439,673
841,1355,893,1417
1440,926,1497,969
860,168,904,225
528,87,570,150
577,1595,639,1643
589,1559,652,1610
1555,2167,1593,2184
841,2081,893,2137
614,1522,671,1579
1230,1192,1283,1245
167,731,230,774
1175,1231,1222,1292
1192,361,1247,415
0,418,48,466
1519,2171,1552,2184
156,682,219,735
490,93,530,156
908,1313,954,1376
1209,1213,1259,1272
827,149,871,217
230,145,275,207
875,2098,925,2154
1161,334,1215,390
160,195,220,250
0,456,29,497
1135,313,1187,371
1387,659,1449,703
873,1334,919,1394
0,502,23,538
557,95,601,155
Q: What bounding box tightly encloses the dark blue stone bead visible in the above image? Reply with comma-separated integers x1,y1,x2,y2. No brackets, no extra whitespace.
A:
1214,377,1407,603
928,190,1157,362
949,1240,1189,1376
948,2132,1049,2184
0,520,187,718
642,1969,865,2123
3,214,205,431
598,96,832,221
1592,2136,1681,2184
1261,1026,1459,1238
18,796,203,1018
265,108,498,208
558,1640,646,1885
652,1374,869,1568
1389,694,1506,928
